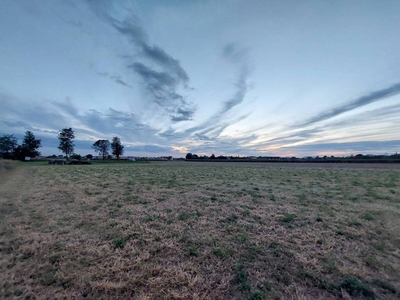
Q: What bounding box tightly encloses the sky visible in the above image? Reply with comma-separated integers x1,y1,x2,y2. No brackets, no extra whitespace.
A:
1,0,400,157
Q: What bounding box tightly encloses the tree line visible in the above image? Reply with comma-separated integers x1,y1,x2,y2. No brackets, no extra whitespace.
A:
0,131,42,160
0,128,125,160
92,137,124,160
186,153,220,159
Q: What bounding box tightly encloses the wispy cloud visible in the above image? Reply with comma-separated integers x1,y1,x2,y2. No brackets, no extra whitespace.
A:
140,44,189,85
221,43,250,114
170,107,195,122
0,91,159,143
97,71,133,89
281,140,400,156
299,82,400,127
256,128,323,146
176,43,252,141
109,18,189,85
250,101,400,152
128,62,181,105
188,133,259,156
221,66,249,114
192,114,251,141
87,1,195,122
83,4,252,145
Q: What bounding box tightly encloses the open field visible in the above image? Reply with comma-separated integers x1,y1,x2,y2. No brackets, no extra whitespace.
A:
1,161,399,299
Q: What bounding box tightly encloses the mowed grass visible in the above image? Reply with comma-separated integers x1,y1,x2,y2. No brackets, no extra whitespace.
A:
1,161,399,299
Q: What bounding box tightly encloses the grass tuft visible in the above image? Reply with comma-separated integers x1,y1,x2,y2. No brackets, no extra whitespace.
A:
338,277,375,299
280,213,295,223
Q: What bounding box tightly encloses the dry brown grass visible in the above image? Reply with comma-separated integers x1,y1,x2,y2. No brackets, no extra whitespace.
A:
0,159,18,177
1,161,399,299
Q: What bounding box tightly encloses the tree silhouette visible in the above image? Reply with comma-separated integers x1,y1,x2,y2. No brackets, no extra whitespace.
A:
22,131,42,158
58,128,75,159
111,137,124,160
0,134,18,158
92,140,110,160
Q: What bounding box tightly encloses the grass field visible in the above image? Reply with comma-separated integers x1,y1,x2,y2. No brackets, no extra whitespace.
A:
1,160,399,299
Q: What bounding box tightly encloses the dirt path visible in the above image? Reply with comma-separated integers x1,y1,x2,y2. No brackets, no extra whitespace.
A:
0,161,27,192
0,162,31,225
0,162,29,227
0,163,36,298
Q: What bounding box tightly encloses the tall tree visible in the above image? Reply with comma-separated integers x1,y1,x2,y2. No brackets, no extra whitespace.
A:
58,128,75,159
0,134,18,158
111,136,124,160
22,131,42,158
92,140,110,160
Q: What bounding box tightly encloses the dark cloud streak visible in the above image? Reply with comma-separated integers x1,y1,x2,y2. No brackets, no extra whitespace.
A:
170,107,195,122
141,44,189,85
129,62,195,122
97,71,133,89
221,66,249,114
87,1,195,122
299,82,400,127
220,43,250,114
177,43,251,140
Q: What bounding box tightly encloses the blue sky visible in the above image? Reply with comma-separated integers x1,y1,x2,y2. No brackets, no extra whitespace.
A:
1,0,400,157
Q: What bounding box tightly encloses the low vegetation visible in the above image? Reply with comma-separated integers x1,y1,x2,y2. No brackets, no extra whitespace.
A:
1,161,399,299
